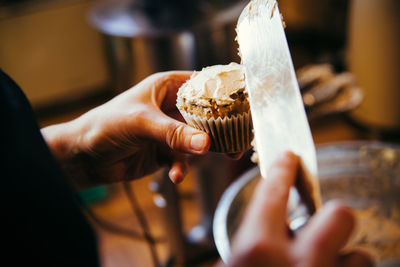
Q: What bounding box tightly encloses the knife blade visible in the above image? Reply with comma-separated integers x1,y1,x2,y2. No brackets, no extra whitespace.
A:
236,0,321,212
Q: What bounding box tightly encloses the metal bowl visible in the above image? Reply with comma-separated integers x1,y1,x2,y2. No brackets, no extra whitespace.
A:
213,141,400,266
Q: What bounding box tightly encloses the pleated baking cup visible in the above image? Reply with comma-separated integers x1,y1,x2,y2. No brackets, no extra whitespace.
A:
179,110,253,153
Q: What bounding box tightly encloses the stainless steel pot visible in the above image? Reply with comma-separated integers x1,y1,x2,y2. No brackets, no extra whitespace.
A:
88,0,247,92
88,0,352,92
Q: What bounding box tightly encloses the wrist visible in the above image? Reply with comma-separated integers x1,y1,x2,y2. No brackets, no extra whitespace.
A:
41,119,89,191
41,122,74,161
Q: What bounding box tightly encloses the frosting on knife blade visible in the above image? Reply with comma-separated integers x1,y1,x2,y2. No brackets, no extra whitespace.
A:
236,0,321,209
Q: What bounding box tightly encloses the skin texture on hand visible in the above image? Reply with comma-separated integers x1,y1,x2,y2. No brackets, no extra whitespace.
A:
221,151,373,267
41,71,210,191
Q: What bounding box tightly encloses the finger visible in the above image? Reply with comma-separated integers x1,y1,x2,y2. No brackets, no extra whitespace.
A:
159,72,191,121
131,71,210,154
229,152,298,263
160,72,192,122
243,151,299,237
168,154,189,184
336,251,374,267
138,111,210,155
157,71,192,112
294,201,355,267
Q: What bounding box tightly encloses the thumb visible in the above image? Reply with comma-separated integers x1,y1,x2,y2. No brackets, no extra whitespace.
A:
140,111,210,154
165,118,210,154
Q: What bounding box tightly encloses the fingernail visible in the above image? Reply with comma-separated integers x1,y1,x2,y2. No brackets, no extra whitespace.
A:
190,133,207,152
169,169,180,184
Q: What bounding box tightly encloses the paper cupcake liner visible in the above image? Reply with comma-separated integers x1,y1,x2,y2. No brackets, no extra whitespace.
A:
179,110,253,153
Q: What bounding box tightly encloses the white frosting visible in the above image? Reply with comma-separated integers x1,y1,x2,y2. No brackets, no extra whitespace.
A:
178,62,246,107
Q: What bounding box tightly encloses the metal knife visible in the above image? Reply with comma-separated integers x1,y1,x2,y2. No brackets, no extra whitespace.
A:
236,0,321,213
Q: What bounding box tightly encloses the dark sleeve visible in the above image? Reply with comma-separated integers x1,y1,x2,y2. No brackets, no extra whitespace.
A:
0,69,100,267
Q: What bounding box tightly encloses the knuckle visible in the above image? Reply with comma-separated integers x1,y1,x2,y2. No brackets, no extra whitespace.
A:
151,71,172,83
166,123,185,149
148,72,164,81
131,109,147,120
129,109,149,127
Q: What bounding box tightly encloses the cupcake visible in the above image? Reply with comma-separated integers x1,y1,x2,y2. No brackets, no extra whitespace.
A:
176,62,253,153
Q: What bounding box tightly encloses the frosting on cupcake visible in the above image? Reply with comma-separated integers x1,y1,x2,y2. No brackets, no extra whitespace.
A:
178,62,246,107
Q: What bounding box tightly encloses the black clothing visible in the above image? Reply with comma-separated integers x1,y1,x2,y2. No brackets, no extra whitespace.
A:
1,70,100,266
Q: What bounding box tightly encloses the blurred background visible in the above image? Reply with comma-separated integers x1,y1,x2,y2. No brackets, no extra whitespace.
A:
0,0,353,116
1,0,399,133
1,0,399,266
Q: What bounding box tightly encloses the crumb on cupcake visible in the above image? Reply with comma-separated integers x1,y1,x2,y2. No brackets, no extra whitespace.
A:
177,62,249,119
